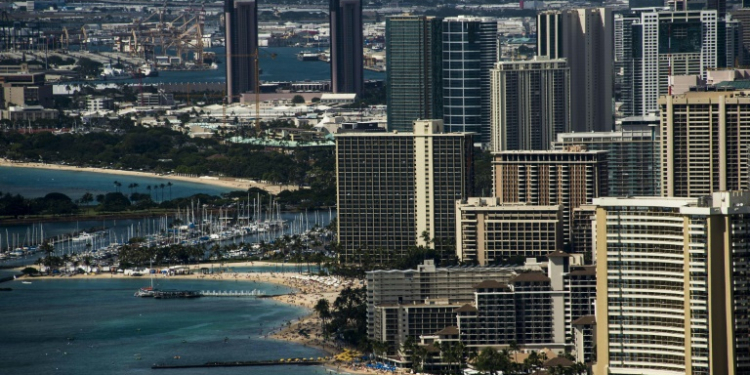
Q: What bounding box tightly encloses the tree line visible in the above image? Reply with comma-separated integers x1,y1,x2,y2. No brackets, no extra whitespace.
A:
0,126,335,191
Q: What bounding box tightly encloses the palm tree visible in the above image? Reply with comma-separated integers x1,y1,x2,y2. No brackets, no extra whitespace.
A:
372,340,390,360
313,298,331,338
475,347,507,375
146,185,152,200
39,242,55,273
509,340,520,364
160,183,165,202
167,182,173,200
113,180,119,193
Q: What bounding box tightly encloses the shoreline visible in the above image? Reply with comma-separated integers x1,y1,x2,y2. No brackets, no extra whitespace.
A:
0,159,297,194
15,264,387,375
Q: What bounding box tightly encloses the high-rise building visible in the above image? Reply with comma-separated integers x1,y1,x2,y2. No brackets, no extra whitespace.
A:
552,123,660,197
659,90,750,197
335,120,473,262
386,15,443,132
455,198,563,265
493,148,608,245
732,9,750,63
224,0,258,103
330,0,363,96
490,57,570,152
441,16,497,144
594,192,750,375
537,8,614,132
616,9,739,116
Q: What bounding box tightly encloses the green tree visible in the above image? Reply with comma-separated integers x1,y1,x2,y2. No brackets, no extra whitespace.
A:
291,95,305,104
475,347,510,375
314,298,332,338
80,192,94,206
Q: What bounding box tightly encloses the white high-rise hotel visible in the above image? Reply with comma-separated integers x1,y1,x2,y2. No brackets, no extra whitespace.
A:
615,9,742,116
594,192,750,375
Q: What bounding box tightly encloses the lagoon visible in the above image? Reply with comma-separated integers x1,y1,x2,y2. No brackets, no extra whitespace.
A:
0,166,233,201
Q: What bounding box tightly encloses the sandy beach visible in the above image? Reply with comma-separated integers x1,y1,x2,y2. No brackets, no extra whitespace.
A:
0,159,298,194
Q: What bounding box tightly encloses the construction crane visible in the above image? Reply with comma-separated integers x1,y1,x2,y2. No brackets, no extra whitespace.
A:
225,49,276,131
61,27,69,51
80,26,87,51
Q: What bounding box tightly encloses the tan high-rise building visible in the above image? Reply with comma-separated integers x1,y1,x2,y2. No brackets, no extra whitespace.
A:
659,91,750,197
490,57,570,152
335,120,473,263
455,197,563,265
537,8,614,132
492,148,608,245
594,191,750,375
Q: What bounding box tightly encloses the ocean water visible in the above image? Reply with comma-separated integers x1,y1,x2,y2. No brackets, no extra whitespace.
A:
89,46,385,84
0,277,336,375
0,166,233,201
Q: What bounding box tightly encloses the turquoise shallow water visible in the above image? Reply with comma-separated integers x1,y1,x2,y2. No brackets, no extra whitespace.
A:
0,166,233,200
0,278,335,375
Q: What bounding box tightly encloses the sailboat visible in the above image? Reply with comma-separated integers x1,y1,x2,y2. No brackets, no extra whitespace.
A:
134,260,156,297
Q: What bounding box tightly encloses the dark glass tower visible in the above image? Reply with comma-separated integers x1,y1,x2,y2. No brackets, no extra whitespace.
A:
330,0,363,96
386,15,443,132
225,0,258,103
442,16,497,144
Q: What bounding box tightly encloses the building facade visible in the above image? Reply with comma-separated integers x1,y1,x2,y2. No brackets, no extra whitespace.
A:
659,91,750,197
490,57,570,152
493,149,608,245
594,192,750,375
0,71,52,109
441,16,497,144
368,256,596,365
224,0,258,102
335,120,473,262
386,15,443,132
367,259,521,354
330,0,363,96
616,9,739,116
455,197,563,265
537,8,614,132
552,125,660,197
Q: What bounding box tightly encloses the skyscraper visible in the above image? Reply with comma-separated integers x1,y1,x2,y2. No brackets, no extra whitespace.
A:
386,15,443,132
335,120,473,262
615,9,739,116
490,57,570,152
659,90,750,197
537,8,614,132
441,16,497,144
594,192,750,375
493,148,608,245
224,0,258,103
552,124,660,197
330,0,363,96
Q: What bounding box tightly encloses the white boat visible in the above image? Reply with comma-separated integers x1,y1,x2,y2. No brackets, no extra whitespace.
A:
71,232,94,242
21,281,32,284
100,64,130,80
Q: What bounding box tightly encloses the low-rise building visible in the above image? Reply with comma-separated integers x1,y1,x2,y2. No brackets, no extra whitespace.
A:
1,105,58,121
87,97,114,112
455,197,563,265
367,255,596,369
